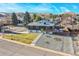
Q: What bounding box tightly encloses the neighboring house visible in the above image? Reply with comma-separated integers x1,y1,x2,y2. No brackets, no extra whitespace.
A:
67,24,79,34
27,20,56,33
60,17,75,26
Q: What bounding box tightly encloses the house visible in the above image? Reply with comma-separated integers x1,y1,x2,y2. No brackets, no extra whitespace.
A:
27,19,76,36
27,20,56,33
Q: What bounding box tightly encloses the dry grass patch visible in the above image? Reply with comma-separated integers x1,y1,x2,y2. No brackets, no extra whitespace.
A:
3,33,39,44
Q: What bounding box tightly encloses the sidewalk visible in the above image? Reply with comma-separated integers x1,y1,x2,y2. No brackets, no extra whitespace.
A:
31,33,43,46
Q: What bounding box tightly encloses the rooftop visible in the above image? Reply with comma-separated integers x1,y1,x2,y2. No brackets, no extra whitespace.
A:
28,20,55,27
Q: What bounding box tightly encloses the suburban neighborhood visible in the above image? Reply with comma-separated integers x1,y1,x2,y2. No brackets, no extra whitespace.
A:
0,3,79,56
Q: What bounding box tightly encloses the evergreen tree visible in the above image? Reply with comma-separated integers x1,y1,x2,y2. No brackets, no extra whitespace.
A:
23,12,31,26
11,13,18,26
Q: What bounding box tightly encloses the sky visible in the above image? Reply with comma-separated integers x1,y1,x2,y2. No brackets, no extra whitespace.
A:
0,3,79,14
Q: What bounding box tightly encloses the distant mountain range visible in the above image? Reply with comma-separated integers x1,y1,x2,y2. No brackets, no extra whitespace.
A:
0,12,79,19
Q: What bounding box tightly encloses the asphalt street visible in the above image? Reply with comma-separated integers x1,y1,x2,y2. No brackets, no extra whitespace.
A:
0,39,71,56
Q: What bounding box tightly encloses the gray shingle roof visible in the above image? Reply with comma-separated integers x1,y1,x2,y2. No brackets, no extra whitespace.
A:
28,20,55,26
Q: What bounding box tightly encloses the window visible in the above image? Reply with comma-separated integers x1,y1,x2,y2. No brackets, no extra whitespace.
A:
36,26,39,30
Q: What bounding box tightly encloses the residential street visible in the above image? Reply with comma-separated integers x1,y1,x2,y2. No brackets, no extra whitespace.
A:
0,38,71,56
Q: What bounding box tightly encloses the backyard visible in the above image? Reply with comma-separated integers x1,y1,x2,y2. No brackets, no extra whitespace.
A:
3,33,39,44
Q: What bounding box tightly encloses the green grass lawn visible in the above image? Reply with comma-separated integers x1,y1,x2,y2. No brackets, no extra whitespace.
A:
3,33,39,44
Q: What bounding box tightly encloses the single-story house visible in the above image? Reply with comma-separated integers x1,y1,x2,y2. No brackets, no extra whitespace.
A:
27,20,56,33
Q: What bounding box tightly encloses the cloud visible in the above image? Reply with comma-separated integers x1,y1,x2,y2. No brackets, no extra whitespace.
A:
60,7,71,13
28,3,53,13
0,3,23,12
52,6,60,13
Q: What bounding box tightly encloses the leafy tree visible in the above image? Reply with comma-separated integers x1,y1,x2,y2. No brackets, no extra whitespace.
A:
11,13,18,25
62,14,72,18
51,15,59,20
49,14,60,21
32,13,37,22
49,13,53,19
32,14,42,22
33,14,37,20
23,12,31,26
35,15,42,21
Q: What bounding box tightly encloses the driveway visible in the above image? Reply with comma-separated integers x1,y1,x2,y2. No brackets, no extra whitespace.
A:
35,34,74,55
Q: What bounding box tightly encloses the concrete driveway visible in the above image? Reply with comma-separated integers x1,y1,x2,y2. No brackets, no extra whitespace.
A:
35,34,74,55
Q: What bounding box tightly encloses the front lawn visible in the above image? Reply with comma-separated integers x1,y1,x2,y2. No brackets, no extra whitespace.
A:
3,33,39,44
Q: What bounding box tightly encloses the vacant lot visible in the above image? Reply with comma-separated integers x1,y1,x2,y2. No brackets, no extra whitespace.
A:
3,33,39,44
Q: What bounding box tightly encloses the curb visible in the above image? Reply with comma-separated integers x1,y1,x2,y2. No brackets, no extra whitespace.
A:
0,37,73,56
31,33,43,46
